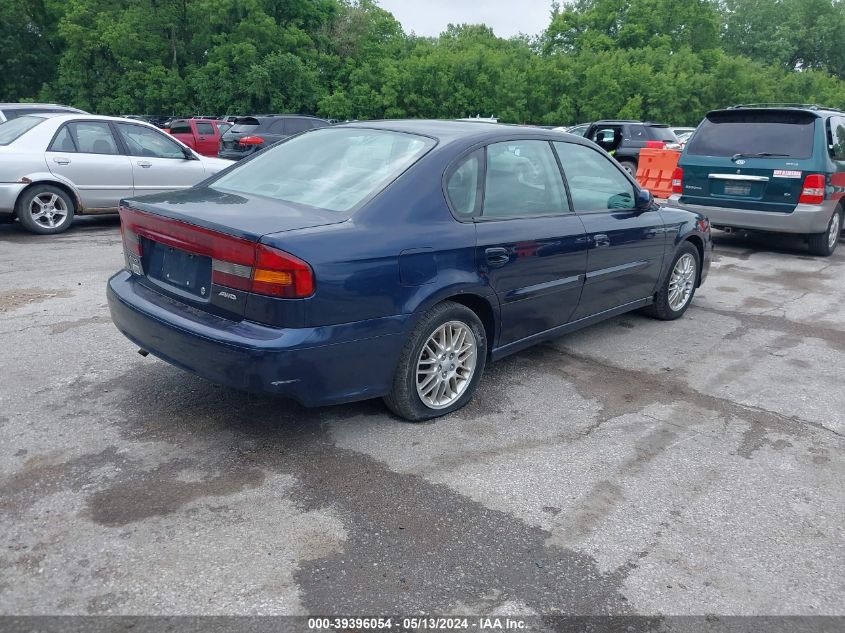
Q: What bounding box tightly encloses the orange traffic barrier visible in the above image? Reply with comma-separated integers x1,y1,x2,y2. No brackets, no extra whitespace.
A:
635,148,680,199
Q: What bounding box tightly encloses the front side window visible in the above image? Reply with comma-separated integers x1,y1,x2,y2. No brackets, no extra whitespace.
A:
554,142,636,212
0,116,46,145
445,149,483,217
70,122,119,155
483,140,569,218
211,128,435,213
115,123,186,159
286,118,313,134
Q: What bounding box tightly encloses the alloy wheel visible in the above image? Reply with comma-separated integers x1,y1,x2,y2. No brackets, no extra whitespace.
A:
29,192,69,229
416,321,477,409
668,253,696,311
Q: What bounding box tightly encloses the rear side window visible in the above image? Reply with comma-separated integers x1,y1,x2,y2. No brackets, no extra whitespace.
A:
286,118,314,134
829,116,845,160
210,128,434,213
554,142,636,212
483,140,569,218
686,111,816,159
48,126,77,152
169,121,191,134
445,150,483,217
196,122,214,135
268,119,288,133
646,126,678,142
70,122,119,155
0,116,45,145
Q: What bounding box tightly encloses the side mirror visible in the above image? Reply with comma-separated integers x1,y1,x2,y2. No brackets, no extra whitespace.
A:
636,188,654,211
183,147,198,160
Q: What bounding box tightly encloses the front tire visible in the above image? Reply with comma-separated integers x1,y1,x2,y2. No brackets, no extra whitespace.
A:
16,185,75,235
807,208,841,257
643,242,699,321
384,301,487,421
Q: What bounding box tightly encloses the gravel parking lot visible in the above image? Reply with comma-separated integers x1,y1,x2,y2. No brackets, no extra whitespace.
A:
0,217,843,618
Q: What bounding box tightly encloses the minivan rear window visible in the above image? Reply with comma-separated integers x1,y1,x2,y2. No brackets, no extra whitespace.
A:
686,111,816,159
211,128,435,213
0,115,45,145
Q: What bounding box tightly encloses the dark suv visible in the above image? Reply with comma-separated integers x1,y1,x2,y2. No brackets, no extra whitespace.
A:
219,114,330,160
584,120,679,175
0,103,85,123
670,104,845,256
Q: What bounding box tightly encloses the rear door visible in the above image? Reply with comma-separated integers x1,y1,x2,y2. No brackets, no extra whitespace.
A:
46,121,133,209
468,140,588,347
554,141,666,319
114,122,206,196
194,120,217,156
680,110,818,214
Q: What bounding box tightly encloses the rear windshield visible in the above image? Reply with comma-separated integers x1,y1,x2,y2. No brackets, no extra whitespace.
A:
686,111,816,158
0,115,45,145
210,127,435,213
224,118,261,136
647,126,678,142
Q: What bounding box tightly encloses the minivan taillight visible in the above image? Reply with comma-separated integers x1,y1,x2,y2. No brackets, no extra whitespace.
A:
798,174,826,205
672,167,683,195
118,206,314,299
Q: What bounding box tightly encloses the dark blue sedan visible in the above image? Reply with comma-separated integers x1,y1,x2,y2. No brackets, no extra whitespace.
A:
107,120,711,420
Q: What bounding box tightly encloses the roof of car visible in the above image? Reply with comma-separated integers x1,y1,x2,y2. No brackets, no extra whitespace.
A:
0,103,83,110
714,104,843,117
591,120,670,126
340,119,578,145
8,113,165,128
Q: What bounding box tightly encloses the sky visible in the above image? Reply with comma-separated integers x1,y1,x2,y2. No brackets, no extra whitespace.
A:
376,0,556,38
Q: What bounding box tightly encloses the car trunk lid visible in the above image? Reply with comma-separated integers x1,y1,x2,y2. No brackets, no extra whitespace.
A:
120,187,343,320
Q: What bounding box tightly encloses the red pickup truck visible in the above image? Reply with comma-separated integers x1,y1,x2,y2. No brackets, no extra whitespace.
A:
166,119,231,157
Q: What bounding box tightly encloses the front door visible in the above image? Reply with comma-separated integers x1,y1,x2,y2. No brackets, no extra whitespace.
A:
553,141,667,319
457,140,587,347
46,121,133,209
113,122,207,197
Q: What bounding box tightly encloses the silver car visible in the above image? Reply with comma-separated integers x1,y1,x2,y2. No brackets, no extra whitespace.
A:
0,113,232,234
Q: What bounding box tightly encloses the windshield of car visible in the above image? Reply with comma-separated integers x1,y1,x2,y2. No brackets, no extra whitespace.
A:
686,111,816,158
0,115,45,145
211,127,435,212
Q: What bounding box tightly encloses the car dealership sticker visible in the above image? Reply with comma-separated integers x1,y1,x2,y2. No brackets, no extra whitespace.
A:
773,170,802,178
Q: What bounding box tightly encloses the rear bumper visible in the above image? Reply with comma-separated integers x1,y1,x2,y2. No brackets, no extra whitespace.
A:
668,195,838,234
0,182,26,215
107,271,409,407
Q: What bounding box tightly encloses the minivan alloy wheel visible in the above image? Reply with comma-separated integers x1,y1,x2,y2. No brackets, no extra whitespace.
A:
29,192,69,229
416,321,477,409
828,211,840,250
668,253,696,311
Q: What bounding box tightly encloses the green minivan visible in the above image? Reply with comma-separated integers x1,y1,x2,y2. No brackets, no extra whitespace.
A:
670,105,845,256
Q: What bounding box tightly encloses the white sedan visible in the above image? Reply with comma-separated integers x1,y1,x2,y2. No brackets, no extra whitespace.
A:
0,113,232,234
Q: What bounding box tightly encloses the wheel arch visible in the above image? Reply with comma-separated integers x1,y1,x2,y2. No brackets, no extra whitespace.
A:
446,293,497,354
683,234,705,287
15,177,82,216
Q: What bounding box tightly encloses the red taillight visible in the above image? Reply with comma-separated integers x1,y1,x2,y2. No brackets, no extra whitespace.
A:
799,174,826,204
672,167,683,195
118,206,315,299
238,136,265,146
645,140,666,149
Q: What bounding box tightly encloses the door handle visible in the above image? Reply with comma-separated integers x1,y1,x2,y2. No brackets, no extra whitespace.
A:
198,136,207,140
53,157,70,165
485,247,510,268
594,233,611,248
137,161,152,168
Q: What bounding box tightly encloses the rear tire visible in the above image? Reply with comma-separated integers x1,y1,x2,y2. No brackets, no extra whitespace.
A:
807,209,841,257
619,160,637,176
16,185,75,235
384,301,487,422
643,242,699,321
